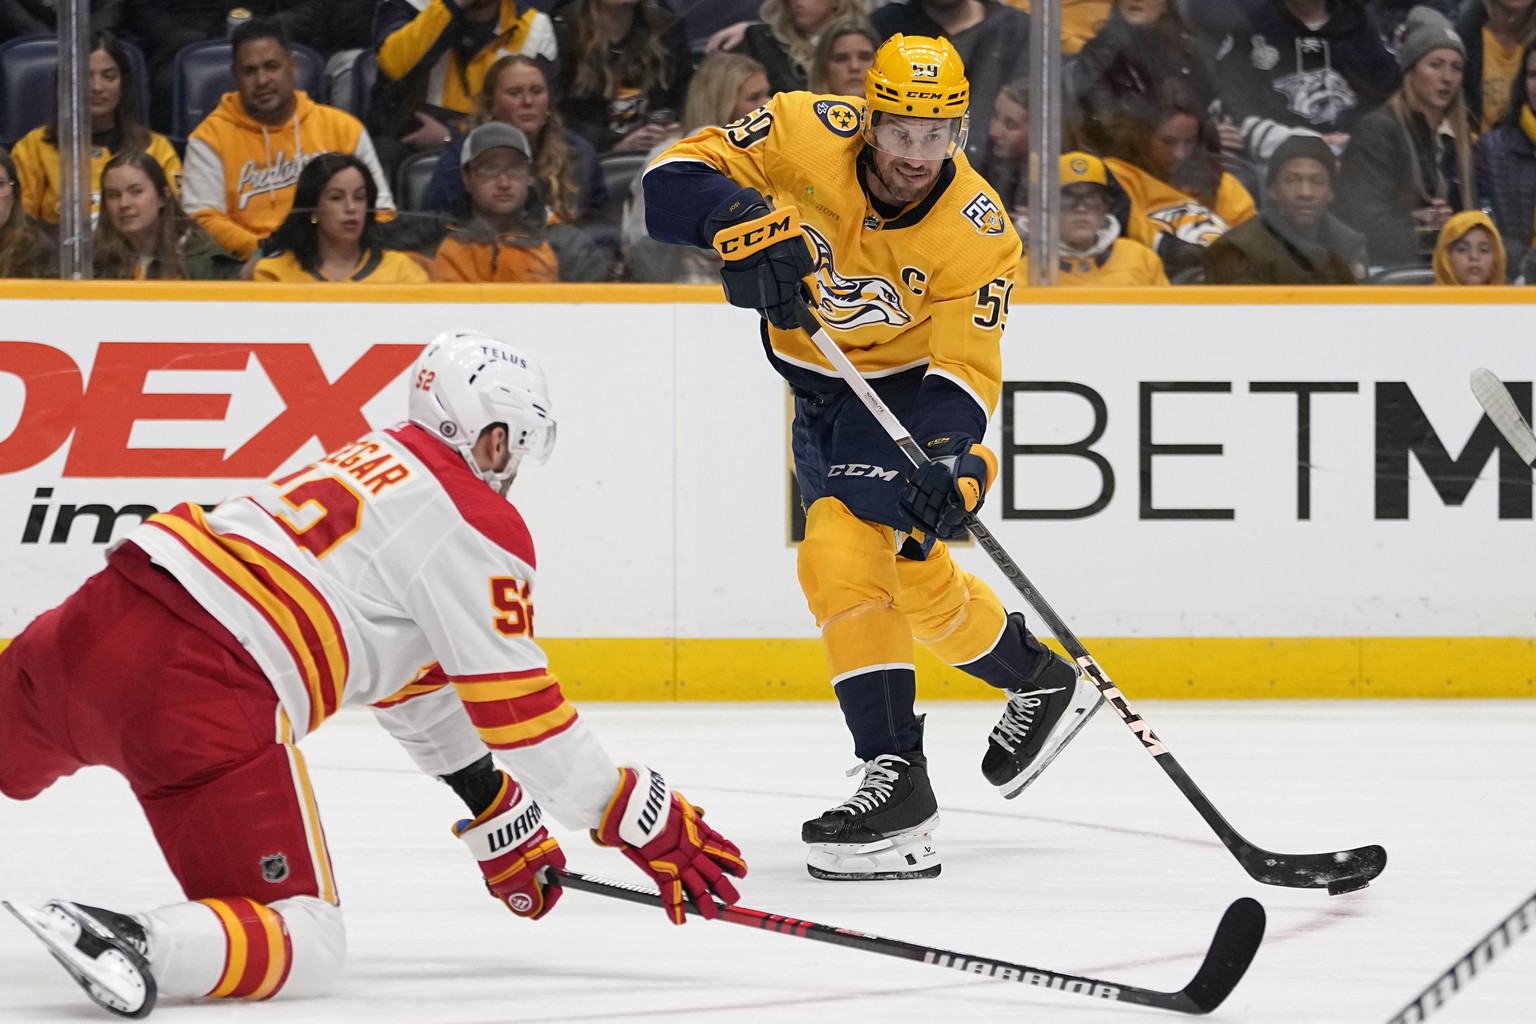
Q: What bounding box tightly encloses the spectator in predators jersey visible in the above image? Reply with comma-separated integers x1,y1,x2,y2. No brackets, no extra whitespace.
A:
1477,39,1536,280
1205,133,1367,284
1433,208,1507,284
1338,7,1474,268
0,147,55,278
418,122,611,282
93,150,243,280
0,330,747,1019
8,32,181,226
1089,82,1254,277
1212,0,1400,161
869,0,1030,169
808,17,880,97
252,153,427,283
549,0,693,155
181,19,396,261
1018,152,1168,285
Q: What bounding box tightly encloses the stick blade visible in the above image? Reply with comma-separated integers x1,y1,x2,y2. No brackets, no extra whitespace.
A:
1240,842,1387,889
1470,368,1536,467
1176,897,1266,1015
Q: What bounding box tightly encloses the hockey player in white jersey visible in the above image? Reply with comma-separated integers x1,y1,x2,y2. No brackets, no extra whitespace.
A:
0,331,746,1018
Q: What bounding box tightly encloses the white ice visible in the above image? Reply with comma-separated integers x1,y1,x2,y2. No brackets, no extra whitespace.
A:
2,700,1533,1023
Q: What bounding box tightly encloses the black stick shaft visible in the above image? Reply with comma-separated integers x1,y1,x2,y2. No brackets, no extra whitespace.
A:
552,870,1262,1015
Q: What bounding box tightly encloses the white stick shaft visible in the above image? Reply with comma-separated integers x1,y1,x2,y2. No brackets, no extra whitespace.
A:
791,302,931,469
1469,368,1536,468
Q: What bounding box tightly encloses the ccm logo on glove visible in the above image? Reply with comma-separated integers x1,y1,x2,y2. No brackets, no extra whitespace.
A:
716,211,797,257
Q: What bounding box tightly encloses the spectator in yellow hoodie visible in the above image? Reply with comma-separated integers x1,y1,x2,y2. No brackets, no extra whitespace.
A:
181,19,395,261
9,32,181,225
252,153,427,283
1433,209,1507,284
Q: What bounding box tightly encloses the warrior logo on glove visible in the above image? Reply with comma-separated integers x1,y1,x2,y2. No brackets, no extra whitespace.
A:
454,773,567,920
594,765,748,925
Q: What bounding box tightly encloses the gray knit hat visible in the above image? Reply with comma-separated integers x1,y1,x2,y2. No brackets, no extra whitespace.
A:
1395,5,1466,72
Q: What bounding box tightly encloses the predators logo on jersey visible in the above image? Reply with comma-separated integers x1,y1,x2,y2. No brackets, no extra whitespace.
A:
804,225,912,330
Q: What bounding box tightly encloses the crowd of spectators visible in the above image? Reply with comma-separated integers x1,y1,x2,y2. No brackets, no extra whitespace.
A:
2,0,1535,285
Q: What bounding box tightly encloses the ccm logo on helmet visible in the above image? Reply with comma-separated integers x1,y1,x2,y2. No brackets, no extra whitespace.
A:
908,91,943,99
718,213,794,255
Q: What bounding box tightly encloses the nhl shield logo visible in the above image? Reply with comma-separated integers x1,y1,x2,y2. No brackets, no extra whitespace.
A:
260,853,290,884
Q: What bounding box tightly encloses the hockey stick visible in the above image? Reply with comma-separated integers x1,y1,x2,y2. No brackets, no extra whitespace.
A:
1383,887,1536,1024
553,870,1264,1015
790,294,1387,892
1469,368,1536,467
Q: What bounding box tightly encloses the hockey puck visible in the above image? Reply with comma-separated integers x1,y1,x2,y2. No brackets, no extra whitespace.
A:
1327,875,1369,896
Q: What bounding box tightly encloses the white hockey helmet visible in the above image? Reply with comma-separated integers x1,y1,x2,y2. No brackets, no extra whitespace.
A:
407,330,556,490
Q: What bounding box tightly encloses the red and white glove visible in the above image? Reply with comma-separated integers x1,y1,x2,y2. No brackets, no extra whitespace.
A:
452,772,566,920
592,765,747,925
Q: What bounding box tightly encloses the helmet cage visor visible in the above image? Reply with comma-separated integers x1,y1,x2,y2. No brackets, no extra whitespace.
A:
865,111,968,161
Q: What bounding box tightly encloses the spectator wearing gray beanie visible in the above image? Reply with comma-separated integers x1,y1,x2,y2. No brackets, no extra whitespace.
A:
1338,5,1475,267
1395,5,1466,72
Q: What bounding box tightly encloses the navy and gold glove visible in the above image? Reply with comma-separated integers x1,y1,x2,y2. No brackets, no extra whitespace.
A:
900,435,999,540
704,187,816,330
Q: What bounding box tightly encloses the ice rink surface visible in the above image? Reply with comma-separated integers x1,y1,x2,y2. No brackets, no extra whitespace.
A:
2,699,1533,1023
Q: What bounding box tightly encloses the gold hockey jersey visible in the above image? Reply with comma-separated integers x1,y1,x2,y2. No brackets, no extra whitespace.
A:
647,92,1021,431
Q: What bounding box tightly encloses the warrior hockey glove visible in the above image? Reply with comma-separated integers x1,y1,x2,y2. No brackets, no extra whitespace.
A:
593,765,747,925
900,435,999,540
705,186,816,330
452,772,566,920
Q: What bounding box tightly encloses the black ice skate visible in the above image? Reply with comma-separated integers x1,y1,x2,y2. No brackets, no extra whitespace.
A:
4,899,156,1018
802,740,940,880
982,649,1101,799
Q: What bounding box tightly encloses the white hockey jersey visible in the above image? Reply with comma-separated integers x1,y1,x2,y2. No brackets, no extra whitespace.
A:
118,422,618,828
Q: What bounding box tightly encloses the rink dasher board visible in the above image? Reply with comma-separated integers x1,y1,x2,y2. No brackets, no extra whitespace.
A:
0,282,1533,699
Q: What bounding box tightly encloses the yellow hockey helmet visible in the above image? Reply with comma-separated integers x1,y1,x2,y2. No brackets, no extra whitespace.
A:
863,35,969,160
864,34,969,119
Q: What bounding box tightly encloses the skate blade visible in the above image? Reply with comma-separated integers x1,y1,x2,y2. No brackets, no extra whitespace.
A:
999,680,1104,800
806,817,940,880
3,901,156,1019
807,862,941,881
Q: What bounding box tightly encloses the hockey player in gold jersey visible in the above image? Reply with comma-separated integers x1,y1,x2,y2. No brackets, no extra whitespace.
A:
644,35,1099,880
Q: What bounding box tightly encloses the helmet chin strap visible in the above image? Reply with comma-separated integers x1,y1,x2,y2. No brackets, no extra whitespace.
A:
458,444,522,494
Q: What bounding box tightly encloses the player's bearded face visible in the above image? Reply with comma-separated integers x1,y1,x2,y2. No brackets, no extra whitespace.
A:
866,114,955,204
